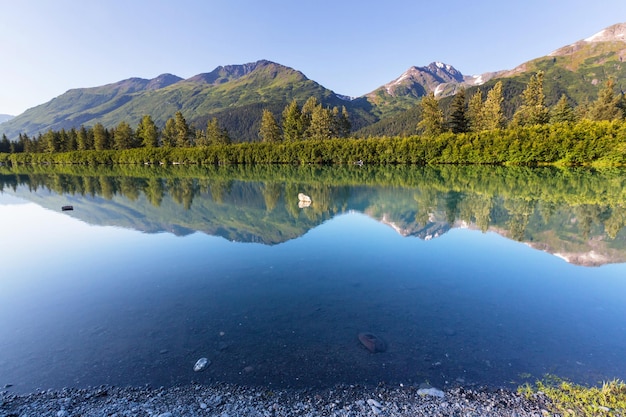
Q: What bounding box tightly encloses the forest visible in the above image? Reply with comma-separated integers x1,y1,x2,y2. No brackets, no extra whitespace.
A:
1,73,625,166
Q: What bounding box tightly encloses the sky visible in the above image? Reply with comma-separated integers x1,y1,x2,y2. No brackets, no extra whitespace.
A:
1,0,626,116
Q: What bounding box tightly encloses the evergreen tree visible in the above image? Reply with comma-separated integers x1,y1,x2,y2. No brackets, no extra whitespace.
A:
467,90,484,132
136,115,159,148
93,123,110,150
550,94,577,123
337,106,351,137
113,121,134,150
0,134,10,153
331,106,351,138
174,111,191,147
587,79,624,121
308,105,335,140
512,71,549,126
161,118,177,147
259,109,282,143
448,88,469,133
481,81,505,130
206,118,231,145
417,92,444,136
301,96,320,138
65,128,78,151
282,99,305,142
76,126,89,150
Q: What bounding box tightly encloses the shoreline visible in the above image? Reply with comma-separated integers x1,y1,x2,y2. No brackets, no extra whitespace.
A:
1,382,549,417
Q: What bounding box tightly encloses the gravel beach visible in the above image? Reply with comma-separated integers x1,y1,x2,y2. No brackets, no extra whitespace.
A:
1,383,552,417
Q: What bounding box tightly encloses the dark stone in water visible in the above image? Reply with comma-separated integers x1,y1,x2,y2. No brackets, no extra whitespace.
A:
358,332,387,353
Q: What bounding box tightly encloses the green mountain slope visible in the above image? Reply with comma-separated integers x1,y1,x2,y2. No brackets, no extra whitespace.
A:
0,60,372,142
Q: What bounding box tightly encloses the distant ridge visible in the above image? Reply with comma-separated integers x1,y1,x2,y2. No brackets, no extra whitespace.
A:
0,114,13,124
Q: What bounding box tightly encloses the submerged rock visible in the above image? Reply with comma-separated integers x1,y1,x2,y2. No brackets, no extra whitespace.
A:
358,332,387,353
193,357,210,372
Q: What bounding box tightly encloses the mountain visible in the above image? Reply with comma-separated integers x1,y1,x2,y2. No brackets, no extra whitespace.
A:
0,60,373,142
362,62,466,116
1,22,625,141
357,22,626,137
0,114,13,124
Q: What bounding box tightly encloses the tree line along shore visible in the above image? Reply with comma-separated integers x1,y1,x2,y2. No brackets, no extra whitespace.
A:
1,73,626,166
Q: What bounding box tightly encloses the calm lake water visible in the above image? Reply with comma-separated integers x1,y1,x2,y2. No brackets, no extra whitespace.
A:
1,165,626,393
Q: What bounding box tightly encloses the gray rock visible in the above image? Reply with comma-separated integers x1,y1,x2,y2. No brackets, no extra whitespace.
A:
193,357,210,372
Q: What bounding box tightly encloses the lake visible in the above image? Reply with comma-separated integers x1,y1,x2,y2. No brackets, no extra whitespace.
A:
1,164,626,393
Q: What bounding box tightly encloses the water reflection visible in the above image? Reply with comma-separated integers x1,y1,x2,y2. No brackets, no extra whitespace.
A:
1,165,626,394
2,164,626,265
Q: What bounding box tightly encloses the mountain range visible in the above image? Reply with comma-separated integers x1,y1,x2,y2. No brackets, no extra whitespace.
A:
1,22,625,141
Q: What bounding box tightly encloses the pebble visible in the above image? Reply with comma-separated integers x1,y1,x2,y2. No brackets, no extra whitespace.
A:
193,357,210,372
367,398,382,408
417,387,446,398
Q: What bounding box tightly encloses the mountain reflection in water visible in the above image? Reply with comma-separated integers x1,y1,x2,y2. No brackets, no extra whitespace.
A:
2,164,626,266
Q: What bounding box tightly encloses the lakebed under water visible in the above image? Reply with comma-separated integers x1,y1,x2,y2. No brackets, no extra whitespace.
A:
1,165,625,394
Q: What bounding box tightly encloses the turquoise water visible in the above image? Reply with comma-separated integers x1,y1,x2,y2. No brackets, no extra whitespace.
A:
1,166,626,393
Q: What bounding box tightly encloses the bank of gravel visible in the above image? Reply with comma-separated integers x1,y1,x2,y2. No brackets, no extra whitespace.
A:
1,383,553,417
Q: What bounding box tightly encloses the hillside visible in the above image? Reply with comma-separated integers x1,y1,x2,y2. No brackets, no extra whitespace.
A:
0,114,13,124
1,22,625,141
357,22,626,137
0,60,373,142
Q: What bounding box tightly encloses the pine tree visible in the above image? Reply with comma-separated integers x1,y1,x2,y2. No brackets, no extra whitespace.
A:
259,109,282,143
448,88,468,133
76,125,90,150
587,79,624,121
481,81,505,130
308,105,334,140
206,118,230,145
161,118,177,147
338,106,351,137
93,123,110,150
113,121,134,150
282,100,304,142
417,92,444,136
512,72,549,126
174,111,191,147
467,90,484,132
301,96,320,138
0,134,11,153
136,115,159,148
550,94,577,123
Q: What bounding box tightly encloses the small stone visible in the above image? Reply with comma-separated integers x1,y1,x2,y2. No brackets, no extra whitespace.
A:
160,349,169,354
417,387,445,398
200,402,208,409
367,399,382,408
598,406,610,412
193,357,210,372
57,411,68,417
157,413,173,417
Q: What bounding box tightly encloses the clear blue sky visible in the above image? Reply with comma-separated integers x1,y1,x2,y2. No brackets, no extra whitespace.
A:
1,0,625,116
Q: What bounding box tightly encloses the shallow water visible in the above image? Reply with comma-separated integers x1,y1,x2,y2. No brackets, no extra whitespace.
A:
1,165,626,393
